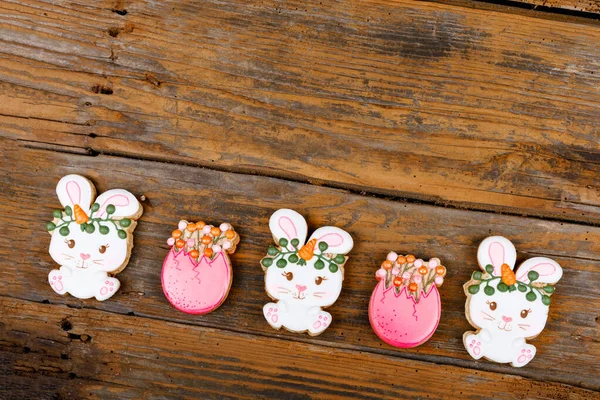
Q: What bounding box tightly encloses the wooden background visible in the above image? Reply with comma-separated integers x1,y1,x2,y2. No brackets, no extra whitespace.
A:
1,0,599,398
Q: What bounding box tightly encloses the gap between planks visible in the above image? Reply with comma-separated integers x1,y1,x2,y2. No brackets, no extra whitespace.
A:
19,138,600,230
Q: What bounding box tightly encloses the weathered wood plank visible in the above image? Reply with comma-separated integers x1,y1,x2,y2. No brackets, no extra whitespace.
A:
1,296,598,399
2,0,600,223
1,138,598,390
511,0,600,14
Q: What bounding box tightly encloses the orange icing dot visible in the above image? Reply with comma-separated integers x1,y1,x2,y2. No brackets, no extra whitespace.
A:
225,230,236,239
393,277,403,287
196,221,206,228
186,223,196,232
189,250,200,258
436,266,446,276
204,247,213,257
210,227,221,236
397,256,407,264
172,230,183,239
201,236,212,245
418,266,428,275
406,255,416,263
175,239,185,248
408,282,418,292
382,260,393,270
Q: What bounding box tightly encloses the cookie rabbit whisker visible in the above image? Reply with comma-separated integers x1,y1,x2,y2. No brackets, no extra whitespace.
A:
480,311,495,321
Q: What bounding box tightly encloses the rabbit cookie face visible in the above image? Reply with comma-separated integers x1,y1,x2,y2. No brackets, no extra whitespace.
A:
46,175,142,301
260,209,353,335
463,236,562,367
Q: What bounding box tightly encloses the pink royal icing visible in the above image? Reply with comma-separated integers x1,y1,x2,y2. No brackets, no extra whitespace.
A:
369,253,447,348
161,220,240,315
369,282,442,348
161,249,231,314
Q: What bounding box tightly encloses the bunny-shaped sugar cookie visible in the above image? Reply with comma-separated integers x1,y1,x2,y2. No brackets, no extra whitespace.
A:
260,209,353,335
464,236,562,367
46,175,142,301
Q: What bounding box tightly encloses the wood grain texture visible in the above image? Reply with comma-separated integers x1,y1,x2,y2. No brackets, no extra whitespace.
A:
3,297,598,400
1,139,598,393
2,0,600,223
512,0,600,13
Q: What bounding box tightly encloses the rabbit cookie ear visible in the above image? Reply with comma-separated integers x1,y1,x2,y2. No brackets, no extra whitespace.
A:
95,189,142,219
56,174,95,212
308,227,354,255
269,209,308,250
516,257,562,285
477,236,517,276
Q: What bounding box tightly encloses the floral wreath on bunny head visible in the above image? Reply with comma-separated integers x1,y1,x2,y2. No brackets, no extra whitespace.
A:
260,210,352,275
465,236,562,307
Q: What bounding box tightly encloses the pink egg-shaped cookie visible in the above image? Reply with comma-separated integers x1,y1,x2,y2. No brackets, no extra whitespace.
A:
161,220,240,315
369,253,447,348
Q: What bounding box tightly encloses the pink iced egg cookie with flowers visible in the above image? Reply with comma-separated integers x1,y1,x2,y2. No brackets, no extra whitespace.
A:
369,252,447,348
161,220,240,315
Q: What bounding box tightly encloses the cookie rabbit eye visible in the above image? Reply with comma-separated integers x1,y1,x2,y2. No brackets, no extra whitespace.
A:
99,244,109,254
65,239,75,249
486,300,497,311
282,272,293,281
520,309,532,318
315,276,327,285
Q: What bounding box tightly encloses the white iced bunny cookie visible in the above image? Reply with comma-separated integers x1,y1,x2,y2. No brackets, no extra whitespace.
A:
463,236,562,367
260,209,353,336
46,174,143,301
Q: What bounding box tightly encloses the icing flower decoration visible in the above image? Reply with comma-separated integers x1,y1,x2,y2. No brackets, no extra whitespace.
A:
463,236,563,367
161,220,240,315
369,252,447,348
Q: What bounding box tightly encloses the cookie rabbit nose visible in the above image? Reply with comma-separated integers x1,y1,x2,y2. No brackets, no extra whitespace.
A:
502,316,512,323
296,284,307,293
80,253,90,260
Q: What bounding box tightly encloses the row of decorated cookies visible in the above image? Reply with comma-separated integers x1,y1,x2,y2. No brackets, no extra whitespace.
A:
46,175,563,368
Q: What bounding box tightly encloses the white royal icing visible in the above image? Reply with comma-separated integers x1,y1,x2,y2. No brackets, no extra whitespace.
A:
464,236,562,367
47,174,142,301
262,209,353,335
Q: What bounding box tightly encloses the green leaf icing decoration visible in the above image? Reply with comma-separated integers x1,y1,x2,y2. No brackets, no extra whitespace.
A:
48,202,130,240
468,264,556,307
261,237,346,271
527,270,539,282
468,285,480,294
262,258,273,268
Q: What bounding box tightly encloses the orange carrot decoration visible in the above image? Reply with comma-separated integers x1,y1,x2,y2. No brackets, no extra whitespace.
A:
501,263,516,286
298,238,317,261
73,204,89,224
